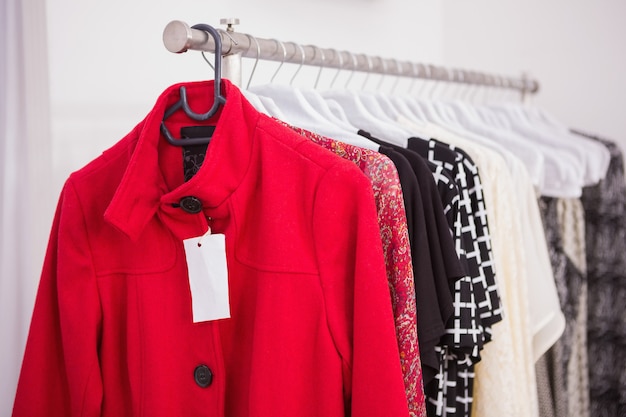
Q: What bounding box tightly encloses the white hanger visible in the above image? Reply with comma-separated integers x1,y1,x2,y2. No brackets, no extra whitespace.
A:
326,99,351,124
455,80,575,196
321,51,411,147
387,63,430,131
440,70,496,127
487,103,606,186
249,41,378,150
361,57,398,118
258,96,288,121
364,57,433,140
402,65,457,129
439,87,550,194
483,104,586,195
239,34,271,115
298,46,361,133
399,72,552,195
520,105,609,182
475,105,509,130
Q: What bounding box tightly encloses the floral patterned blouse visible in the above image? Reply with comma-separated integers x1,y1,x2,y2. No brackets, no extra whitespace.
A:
276,120,426,417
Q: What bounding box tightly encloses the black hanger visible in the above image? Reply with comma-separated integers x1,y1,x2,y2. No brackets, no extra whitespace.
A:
160,23,227,146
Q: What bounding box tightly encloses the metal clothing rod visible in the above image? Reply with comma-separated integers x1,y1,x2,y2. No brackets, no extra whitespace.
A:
162,20,540,95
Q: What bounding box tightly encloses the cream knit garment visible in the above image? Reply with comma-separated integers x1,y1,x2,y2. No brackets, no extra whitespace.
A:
419,124,540,417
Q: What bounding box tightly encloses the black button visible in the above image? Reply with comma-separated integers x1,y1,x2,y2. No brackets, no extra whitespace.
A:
180,196,202,214
194,365,213,388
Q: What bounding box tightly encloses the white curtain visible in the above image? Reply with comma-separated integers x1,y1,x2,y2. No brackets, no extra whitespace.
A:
0,0,53,413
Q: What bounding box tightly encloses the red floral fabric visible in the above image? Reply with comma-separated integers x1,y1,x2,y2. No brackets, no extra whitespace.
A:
279,121,426,417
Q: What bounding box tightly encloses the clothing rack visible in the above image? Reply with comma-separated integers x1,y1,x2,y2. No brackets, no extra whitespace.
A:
162,19,540,99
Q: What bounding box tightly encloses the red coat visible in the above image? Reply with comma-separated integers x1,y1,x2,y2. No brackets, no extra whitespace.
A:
13,80,409,416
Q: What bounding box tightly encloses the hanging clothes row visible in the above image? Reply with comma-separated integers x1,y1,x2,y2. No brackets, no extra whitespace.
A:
12,21,625,417
159,21,626,417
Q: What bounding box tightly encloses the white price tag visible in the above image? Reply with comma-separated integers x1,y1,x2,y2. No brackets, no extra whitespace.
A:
183,231,231,323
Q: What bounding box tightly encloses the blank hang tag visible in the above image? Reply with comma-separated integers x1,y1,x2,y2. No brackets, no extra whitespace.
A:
183,232,231,323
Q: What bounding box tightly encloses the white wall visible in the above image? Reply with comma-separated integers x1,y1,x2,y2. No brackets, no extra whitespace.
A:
0,0,53,412
442,0,626,152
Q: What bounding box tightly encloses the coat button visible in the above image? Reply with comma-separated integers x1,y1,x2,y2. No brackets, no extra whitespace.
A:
194,365,213,388
180,196,202,214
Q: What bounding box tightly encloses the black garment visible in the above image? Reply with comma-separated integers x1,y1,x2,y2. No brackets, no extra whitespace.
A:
573,130,626,417
394,146,468,282
376,145,454,385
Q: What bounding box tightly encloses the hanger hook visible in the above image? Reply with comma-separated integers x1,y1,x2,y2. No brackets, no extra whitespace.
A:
483,74,494,103
245,34,260,89
270,39,287,83
218,28,238,51
507,77,517,103
483,72,500,104
430,65,443,99
498,80,507,103
454,69,462,100
199,29,234,72
290,42,306,86
472,72,483,103
479,74,489,103
444,68,455,99
184,23,225,119
391,59,402,94
377,57,388,91
458,69,468,100
345,51,358,89
201,51,215,71
482,76,491,104
362,55,374,90
463,71,473,102
441,67,454,99
330,49,344,89
479,73,489,103
458,70,471,101
408,62,418,95
161,23,226,146
495,75,504,102
313,45,324,89
420,64,434,98
416,63,430,97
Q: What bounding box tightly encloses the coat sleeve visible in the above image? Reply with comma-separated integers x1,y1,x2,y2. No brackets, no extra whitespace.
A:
13,179,103,417
312,162,410,417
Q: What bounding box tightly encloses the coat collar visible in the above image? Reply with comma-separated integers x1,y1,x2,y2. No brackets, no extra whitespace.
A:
104,79,259,241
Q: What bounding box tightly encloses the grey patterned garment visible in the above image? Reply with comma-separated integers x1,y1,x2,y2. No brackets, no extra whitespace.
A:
573,131,626,417
535,354,556,417
536,197,588,417
557,198,590,417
